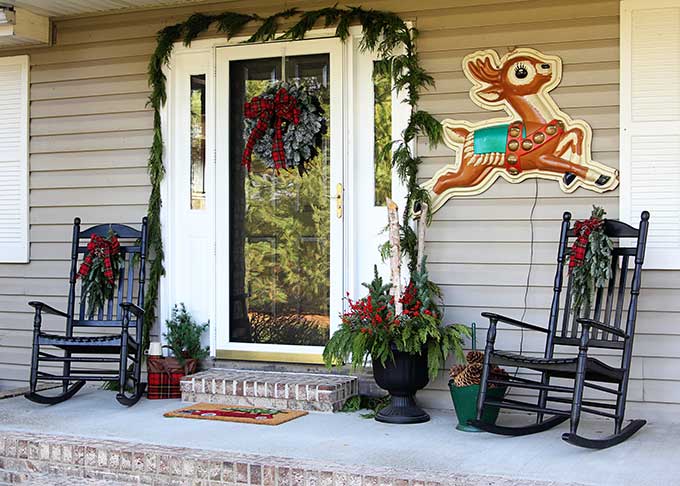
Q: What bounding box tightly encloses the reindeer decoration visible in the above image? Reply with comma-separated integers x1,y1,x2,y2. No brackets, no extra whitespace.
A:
422,48,618,212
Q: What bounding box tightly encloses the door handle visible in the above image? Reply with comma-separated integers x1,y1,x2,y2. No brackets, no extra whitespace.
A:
335,182,343,219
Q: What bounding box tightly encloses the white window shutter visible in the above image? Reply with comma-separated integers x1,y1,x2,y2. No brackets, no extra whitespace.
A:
0,56,29,263
620,0,680,269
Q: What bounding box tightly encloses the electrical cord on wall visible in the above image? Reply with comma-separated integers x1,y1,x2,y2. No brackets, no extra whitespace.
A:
512,178,539,382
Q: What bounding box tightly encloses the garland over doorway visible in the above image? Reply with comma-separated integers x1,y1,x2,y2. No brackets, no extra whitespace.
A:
144,7,443,348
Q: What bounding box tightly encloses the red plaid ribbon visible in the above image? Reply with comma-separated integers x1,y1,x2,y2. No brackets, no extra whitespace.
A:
77,234,121,284
241,87,301,171
569,217,603,272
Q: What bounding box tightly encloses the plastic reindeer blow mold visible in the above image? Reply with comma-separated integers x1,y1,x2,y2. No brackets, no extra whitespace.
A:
422,48,618,212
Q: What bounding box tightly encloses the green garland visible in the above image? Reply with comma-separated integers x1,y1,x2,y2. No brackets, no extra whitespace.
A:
145,7,442,349
570,206,613,315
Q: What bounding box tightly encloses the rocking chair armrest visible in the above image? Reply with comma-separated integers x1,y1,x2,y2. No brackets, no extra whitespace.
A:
577,318,628,339
119,302,144,318
28,301,68,318
481,312,549,334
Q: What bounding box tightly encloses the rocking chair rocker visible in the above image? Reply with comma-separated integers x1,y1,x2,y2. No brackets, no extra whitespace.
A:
471,210,650,449
25,217,148,406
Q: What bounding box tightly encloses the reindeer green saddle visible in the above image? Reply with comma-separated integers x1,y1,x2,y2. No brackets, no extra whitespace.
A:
473,124,525,154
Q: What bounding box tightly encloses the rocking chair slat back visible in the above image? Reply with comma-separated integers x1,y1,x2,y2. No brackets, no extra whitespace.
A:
550,211,649,351
69,218,148,327
602,258,617,327
560,278,573,338
127,252,136,304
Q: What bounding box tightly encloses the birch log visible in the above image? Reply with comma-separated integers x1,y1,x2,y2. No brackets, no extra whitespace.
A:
386,198,402,315
416,202,429,274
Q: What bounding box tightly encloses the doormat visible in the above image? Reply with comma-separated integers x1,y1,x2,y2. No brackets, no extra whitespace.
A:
164,403,308,426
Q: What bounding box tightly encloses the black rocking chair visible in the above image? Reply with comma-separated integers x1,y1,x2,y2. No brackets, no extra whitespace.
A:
25,217,148,406
471,210,650,449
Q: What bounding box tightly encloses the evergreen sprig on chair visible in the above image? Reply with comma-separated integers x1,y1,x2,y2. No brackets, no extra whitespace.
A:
569,206,613,315
78,230,124,318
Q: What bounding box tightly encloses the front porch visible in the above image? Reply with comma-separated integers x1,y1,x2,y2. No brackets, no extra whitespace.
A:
0,387,676,486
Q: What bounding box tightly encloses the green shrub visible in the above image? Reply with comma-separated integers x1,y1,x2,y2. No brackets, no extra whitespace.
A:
163,303,209,366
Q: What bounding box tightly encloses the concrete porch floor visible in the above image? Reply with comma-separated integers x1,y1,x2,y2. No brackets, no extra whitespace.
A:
0,387,678,486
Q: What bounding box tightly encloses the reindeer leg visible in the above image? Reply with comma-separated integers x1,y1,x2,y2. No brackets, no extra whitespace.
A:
555,128,584,158
554,129,584,186
429,164,496,210
433,165,494,195
536,154,611,187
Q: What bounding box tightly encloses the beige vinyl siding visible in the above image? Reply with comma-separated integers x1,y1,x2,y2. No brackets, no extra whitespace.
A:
0,0,676,409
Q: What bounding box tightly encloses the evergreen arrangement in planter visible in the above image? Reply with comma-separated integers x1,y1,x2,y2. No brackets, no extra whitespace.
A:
323,265,469,423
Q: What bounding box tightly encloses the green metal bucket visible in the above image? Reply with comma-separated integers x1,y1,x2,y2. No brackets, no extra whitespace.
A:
449,381,507,432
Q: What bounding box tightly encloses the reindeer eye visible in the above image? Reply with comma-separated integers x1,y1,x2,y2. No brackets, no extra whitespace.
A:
515,64,528,79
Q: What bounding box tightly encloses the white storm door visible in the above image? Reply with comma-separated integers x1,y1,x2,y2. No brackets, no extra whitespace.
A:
215,38,344,361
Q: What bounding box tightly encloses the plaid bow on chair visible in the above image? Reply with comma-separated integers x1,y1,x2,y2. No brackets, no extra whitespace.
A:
78,234,121,284
241,87,301,171
569,217,603,272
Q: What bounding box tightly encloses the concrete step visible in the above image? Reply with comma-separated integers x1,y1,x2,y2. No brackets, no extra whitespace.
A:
180,368,359,412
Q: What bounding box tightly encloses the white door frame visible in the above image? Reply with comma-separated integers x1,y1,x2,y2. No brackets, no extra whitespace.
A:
160,29,409,362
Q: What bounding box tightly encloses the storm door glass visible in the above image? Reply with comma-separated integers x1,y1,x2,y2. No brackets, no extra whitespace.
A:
229,54,331,346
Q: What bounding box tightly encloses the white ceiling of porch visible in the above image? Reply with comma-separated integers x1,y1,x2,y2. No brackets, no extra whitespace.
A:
7,0,223,18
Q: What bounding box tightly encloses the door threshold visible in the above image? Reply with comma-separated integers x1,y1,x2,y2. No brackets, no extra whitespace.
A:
215,349,325,365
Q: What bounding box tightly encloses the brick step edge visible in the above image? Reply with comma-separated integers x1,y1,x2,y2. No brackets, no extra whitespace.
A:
0,469,26,484
0,430,585,486
180,392,347,412
0,470,133,486
180,370,360,412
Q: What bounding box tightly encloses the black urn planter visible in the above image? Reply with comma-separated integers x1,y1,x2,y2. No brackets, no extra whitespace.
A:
372,346,430,424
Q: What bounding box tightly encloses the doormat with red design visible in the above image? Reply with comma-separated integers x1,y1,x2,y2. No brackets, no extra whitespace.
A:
163,403,308,426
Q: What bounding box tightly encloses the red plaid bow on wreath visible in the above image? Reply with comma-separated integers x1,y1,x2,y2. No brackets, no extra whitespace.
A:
569,216,603,272
241,87,301,171
78,234,121,284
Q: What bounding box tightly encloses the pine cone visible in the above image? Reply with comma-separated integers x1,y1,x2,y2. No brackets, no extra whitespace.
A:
449,364,466,379
466,350,484,365
453,363,483,387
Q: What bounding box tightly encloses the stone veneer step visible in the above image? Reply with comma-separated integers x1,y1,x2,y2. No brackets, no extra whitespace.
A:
180,369,359,412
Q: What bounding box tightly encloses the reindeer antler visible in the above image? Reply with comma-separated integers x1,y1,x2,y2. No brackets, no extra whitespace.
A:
466,52,504,103
467,56,502,85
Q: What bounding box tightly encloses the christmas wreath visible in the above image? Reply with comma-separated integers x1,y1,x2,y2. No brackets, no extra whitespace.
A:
242,79,327,173
78,232,124,318
569,206,613,315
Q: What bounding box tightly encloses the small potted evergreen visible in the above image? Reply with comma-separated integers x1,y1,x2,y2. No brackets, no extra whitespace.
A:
147,304,209,400
163,303,209,374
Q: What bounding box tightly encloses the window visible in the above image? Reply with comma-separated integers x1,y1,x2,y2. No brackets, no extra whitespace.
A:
0,55,29,263
620,0,680,268
190,74,206,209
373,61,392,206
